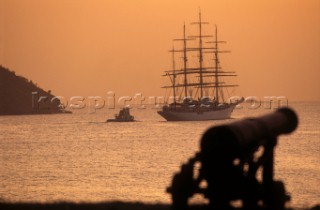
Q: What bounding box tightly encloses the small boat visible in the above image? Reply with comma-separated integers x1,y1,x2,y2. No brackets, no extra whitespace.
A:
106,107,135,122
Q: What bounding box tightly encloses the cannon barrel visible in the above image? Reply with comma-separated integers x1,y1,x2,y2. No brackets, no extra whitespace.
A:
201,108,298,157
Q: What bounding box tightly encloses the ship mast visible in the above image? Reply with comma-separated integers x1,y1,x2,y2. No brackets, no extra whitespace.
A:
183,23,188,98
191,9,209,99
198,11,204,99
214,25,219,104
171,46,177,106
206,25,233,104
173,23,190,98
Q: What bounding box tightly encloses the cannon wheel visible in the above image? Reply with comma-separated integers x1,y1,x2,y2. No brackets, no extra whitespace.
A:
168,158,198,210
169,172,193,210
269,181,290,210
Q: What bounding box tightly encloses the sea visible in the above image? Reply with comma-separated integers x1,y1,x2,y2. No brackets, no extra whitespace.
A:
0,101,319,208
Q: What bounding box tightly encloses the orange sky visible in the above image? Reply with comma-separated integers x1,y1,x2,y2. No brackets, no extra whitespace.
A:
1,0,320,101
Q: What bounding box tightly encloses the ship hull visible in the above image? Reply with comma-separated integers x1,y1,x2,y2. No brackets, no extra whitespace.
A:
157,104,236,121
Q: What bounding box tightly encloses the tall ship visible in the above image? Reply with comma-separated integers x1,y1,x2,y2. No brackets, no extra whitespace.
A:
157,12,243,121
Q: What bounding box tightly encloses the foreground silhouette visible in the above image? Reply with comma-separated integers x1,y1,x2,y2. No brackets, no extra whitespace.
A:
167,108,299,210
0,201,319,210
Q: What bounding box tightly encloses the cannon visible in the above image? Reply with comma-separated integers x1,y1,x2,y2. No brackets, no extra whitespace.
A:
167,108,298,210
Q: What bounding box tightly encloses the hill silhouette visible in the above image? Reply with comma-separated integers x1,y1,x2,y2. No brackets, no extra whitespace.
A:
0,65,69,115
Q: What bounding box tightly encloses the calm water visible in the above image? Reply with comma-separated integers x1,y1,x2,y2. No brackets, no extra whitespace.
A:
0,102,319,207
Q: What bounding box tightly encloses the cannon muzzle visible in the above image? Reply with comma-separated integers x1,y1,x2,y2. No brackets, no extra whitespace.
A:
201,107,298,157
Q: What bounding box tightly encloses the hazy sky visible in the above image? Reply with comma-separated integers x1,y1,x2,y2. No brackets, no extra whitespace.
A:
1,0,319,101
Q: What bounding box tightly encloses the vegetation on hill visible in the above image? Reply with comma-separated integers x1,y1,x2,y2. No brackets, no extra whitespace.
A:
0,65,67,115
